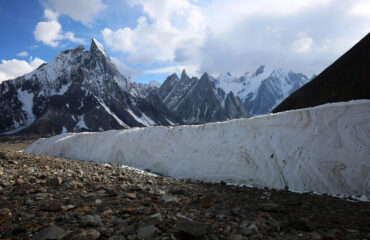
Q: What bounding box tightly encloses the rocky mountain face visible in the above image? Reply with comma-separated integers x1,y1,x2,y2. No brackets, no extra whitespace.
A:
0,39,179,135
158,70,248,123
273,32,370,113
213,66,310,115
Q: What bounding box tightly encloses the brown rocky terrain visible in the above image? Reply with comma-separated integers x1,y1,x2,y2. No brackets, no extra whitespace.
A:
0,142,369,240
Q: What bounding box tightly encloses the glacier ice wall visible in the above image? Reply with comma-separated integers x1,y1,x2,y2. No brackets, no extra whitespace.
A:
26,100,370,198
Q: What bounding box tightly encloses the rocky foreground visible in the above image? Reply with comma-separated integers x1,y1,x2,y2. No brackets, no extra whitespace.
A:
0,144,369,240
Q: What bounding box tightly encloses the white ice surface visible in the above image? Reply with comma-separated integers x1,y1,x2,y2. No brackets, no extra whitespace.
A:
26,100,370,198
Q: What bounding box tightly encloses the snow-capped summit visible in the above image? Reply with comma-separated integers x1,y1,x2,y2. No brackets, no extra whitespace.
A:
0,39,179,135
90,38,108,57
213,65,310,115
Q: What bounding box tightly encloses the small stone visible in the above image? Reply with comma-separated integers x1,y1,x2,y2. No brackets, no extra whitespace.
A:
61,181,78,190
30,225,67,240
286,218,311,231
241,223,258,236
258,203,279,212
16,178,24,184
61,228,100,240
201,196,214,209
61,205,75,211
47,177,63,186
160,194,178,204
80,215,102,227
137,225,159,239
101,209,113,217
98,227,113,237
56,213,73,222
125,193,136,199
104,188,118,196
227,234,243,240
8,160,17,164
175,214,210,237
138,213,163,228
94,199,102,205
108,235,126,240
41,203,62,212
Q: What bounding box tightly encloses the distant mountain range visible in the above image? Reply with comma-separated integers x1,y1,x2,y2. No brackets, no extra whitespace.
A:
1,37,325,135
212,65,311,115
0,39,248,135
157,70,248,123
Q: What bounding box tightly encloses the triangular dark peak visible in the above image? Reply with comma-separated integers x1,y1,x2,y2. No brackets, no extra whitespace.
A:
200,72,210,80
180,69,190,81
273,32,370,113
90,38,108,56
168,72,179,81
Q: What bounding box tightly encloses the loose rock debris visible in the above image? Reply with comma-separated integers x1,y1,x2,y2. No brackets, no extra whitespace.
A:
0,149,369,240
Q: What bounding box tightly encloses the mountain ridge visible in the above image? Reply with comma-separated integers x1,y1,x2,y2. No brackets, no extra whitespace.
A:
157,70,248,123
212,65,310,115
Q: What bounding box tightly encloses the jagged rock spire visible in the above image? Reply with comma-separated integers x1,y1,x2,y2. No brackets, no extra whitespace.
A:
90,38,108,57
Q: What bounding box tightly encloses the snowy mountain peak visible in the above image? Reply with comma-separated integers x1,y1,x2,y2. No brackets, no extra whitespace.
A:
168,73,179,81
90,38,108,58
200,72,210,81
0,41,179,134
180,69,189,81
252,65,265,77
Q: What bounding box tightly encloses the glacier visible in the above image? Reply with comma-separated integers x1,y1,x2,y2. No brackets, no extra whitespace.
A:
26,100,370,198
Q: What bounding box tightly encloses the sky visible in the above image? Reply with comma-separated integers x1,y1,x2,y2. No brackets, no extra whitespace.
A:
0,0,369,84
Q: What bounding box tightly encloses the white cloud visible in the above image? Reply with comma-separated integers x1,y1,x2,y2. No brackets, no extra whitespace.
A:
349,1,370,18
44,8,59,21
197,0,370,76
111,57,143,77
34,19,63,47
48,0,106,25
34,9,86,47
64,32,86,44
102,0,206,64
0,58,46,83
291,32,314,54
102,0,370,78
17,51,29,57
144,65,199,77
